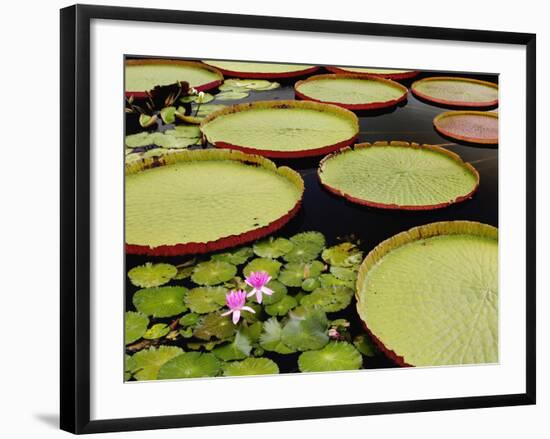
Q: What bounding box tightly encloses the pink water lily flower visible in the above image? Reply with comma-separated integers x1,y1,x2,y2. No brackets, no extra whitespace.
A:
245,271,274,304
221,290,255,324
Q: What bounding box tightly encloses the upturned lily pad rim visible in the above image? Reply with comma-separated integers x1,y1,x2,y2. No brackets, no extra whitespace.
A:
317,141,480,211
201,60,320,79
294,74,408,110
125,58,224,97
200,100,359,158
355,220,498,367
325,66,420,80
433,111,499,145
411,76,499,108
125,149,304,256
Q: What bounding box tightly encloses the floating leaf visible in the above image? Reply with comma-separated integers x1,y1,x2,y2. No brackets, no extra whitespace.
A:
195,104,227,118
241,321,263,343
265,295,298,316
278,261,325,287
173,265,194,280
143,323,170,339
259,318,296,354
133,286,187,318
179,312,200,327
158,352,221,379
298,342,362,372
164,125,201,139
300,285,354,313
281,307,329,351
212,331,252,361
253,237,294,258
222,79,274,90
283,232,326,262
181,93,214,104
193,313,236,340
243,258,282,278
192,260,237,286
187,339,225,351
127,262,177,288
160,106,177,124
353,335,379,357
129,346,183,381
139,114,158,128
125,354,134,380
211,247,254,265
223,357,279,376
179,327,194,338
260,280,287,305
215,91,250,100
125,131,153,148
151,132,199,149
185,286,227,314
319,273,354,289
330,266,357,282
322,242,363,267
125,311,149,344
301,277,320,292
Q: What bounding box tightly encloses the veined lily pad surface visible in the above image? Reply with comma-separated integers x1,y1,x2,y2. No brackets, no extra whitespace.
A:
318,141,479,210
356,221,498,367
202,60,319,79
433,111,498,144
295,74,408,110
201,100,359,158
326,66,419,79
411,77,498,108
125,59,223,96
126,149,304,256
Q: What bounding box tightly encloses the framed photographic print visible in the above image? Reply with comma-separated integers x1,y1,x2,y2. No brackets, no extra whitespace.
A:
60,4,536,434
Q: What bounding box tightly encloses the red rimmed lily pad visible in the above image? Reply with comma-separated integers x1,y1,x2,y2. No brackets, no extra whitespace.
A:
202,60,319,79
201,100,359,158
411,76,498,108
318,141,479,210
125,149,304,256
356,221,498,367
125,59,223,98
326,66,419,80
433,111,498,145
294,74,408,111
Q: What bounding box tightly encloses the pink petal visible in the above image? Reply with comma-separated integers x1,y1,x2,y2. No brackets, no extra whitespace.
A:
221,310,232,317
241,306,256,314
256,290,263,304
232,310,241,324
246,289,256,298
262,287,274,296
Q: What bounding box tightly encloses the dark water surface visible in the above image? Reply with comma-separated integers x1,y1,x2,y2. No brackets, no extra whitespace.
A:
125,71,498,372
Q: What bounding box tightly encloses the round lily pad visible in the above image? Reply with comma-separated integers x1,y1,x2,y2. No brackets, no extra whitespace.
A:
194,104,227,120
127,262,177,288
298,342,362,372
132,286,187,318
259,318,296,354
191,260,237,286
125,311,149,344
353,335,379,357
295,74,408,110
215,91,250,101
326,66,419,80
223,358,280,376
220,79,279,91
281,307,329,351
322,242,363,267
253,237,294,259
126,149,304,256
201,100,359,158
193,313,236,340
329,266,357,282
202,60,319,79
164,125,202,139
300,285,354,313
125,132,154,148
318,141,479,210
125,59,223,97
157,352,221,379
356,221,498,366
143,323,170,340
185,286,227,313
179,312,200,327
283,232,326,262
212,331,252,361
211,247,254,265
243,257,282,278
278,261,325,287
318,273,354,289
265,295,298,316
260,280,287,305
433,111,498,145
180,93,215,104
129,346,183,381
411,76,498,108
301,277,320,292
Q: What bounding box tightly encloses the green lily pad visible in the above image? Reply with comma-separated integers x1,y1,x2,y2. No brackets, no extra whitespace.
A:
281,307,329,351
151,132,200,149
243,258,282,278
132,286,187,318
125,354,134,381
259,280,287,305
125,311,149,344
202,60,317,79
241,321,263,342
185,286,227,314
259,318,296,354
173,265,195,280
215,91,249,100
191,260,237,286
193,313,236,340
298,342,362,372
195,104,227,118
186,339,225,351
353,335,379,357
300,285,354,313
125,131,153,148
253,237,294,259
180,92,214,104
329,266,357,282
179,312,200,327
158,352,221,379
278,260,325,287
128,346,183,381
164,125,201,139
143,323,170,339
265,295,298,316
139,114,157,128
211,247,254,265
223,358,279,376
322,242,363,267
160,106,177,124
301,277,320,292
283,232,326,262
319,273,355,289
127,262,177,288
212,331,252,361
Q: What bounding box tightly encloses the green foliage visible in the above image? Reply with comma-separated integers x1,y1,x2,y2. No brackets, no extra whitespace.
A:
322,242,363,267
253,237,294,258
193,313,236,341
211,246,254,265
158,352,221,379
128,346,183,381
128,262,177,288
283,232,326,262
265,295,298,316
212,332,252,361
353,335,379,357
125,311,149,345
132,286,187,318
223,358,279,376
191,260,237,286
281,307,329,351
259,318,296,354
143,323,170,340
300,285,354,313
259,280,287,305
278,260,325,287
243,258,282,278
185,286,227,314
298,342,362,372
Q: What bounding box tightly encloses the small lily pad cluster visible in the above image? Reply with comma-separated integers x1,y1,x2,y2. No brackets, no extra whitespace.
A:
216,78,280,101
125,231,380,381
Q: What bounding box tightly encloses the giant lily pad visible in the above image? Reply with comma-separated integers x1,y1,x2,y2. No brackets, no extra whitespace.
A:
132,286,187,318
411,77,498,108
125,59,223,97
125,311,149,344
157,352,221,379
126,149,304,256
433,111,498,145
356,221,498,366
326,66,419,80
127,262,177,288
300,285,354,313
298,342,362,372
201,101,359,158
295,74,408,110
128,346,183,381
318,141,479,210
202,60,319,79
223,358,280,376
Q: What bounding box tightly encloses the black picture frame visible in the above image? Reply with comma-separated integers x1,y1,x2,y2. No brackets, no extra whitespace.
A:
60,4,536,434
